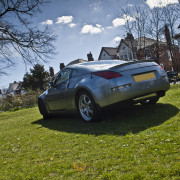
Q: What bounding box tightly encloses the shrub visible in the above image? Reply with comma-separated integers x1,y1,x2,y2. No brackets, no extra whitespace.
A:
0,90,43,112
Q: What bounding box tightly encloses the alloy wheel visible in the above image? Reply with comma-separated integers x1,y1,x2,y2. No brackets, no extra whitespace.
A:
79,94,93,121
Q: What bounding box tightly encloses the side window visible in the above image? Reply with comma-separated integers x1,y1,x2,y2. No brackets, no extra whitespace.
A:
54,68,72,85
71,69,79,78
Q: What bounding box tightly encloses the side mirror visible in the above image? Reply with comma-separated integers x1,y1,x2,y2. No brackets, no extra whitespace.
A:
48,81,54,88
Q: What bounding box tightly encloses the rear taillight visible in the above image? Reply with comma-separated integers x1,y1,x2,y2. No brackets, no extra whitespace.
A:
93,71,122,79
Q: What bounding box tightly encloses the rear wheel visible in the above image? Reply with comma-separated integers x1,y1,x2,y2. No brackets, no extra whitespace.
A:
77,91,99,122
140,97,159,105
38,99,50,119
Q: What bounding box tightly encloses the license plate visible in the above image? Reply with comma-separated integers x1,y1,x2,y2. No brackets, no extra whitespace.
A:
133,72,155,82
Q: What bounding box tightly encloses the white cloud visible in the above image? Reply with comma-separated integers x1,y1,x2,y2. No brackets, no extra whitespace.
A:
106,26,114,29
81,24,104,34
112,15,135,27
69,23,76,28
146,0,179,8
112,18,126,27
124,15,135,22
113,36,121,43
56,16,73,24
96,24,101,28
41,20,53,25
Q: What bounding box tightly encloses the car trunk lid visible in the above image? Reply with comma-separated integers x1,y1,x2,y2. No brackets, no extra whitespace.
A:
110,60,157,72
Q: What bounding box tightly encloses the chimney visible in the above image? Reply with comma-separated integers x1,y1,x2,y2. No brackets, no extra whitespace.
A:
87,52,94,61
125,33,134,40
60,63,65,70
49,67,54,77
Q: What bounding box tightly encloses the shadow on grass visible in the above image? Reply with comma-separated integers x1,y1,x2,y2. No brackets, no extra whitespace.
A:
32,103,179,136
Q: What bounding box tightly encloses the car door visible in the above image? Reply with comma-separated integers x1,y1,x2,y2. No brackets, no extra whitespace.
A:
46,68,72,111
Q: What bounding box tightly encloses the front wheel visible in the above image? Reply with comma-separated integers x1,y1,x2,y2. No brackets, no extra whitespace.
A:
77,92,99,122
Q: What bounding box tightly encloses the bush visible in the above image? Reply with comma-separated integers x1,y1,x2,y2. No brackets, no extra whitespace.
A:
0,90,43,112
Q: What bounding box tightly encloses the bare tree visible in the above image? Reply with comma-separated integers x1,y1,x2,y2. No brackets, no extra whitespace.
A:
133,6,148,49
120,7,136,59
162,4,180,72
0,0,56,76
146,7,165,64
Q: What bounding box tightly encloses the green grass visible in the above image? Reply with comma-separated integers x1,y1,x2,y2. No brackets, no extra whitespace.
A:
0,85,179,180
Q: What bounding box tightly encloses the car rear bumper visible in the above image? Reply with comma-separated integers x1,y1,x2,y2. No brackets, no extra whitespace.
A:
93,77,170,108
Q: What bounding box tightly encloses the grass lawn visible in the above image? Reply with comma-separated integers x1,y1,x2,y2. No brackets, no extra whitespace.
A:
0,85,179,179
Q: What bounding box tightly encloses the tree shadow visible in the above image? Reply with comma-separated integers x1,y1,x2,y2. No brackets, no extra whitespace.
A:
32,103,179,136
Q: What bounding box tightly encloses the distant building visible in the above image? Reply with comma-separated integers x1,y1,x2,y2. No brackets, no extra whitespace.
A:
98,33,180,71
174,24,180,53
6,81,22,96
98,47,118,60
174,33,180,53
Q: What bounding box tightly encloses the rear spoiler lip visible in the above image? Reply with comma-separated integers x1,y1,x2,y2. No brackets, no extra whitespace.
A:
110,59,156,69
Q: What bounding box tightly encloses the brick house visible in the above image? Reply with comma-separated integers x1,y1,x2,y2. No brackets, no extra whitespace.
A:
136,38,180,71
174,33,180,53
98,34,180,72
174,25,180,53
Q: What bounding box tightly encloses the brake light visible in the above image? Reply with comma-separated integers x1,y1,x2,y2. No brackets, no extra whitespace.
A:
158,65,163,69
93,71,122,79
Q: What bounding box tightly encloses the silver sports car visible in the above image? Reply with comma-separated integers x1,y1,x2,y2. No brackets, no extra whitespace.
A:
38,60,170,122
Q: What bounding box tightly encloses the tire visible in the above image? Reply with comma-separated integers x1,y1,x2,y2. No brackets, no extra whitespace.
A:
140,97,159,105
38,99,50,119
77,91,99,122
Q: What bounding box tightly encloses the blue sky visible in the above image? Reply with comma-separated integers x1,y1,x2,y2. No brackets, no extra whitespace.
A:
0,0,179,89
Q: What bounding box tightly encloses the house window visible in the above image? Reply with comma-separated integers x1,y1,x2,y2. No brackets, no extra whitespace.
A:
168,50,172,61
120,55,124,60
128,52,132,60
144,48,151,59
124,54,128,60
